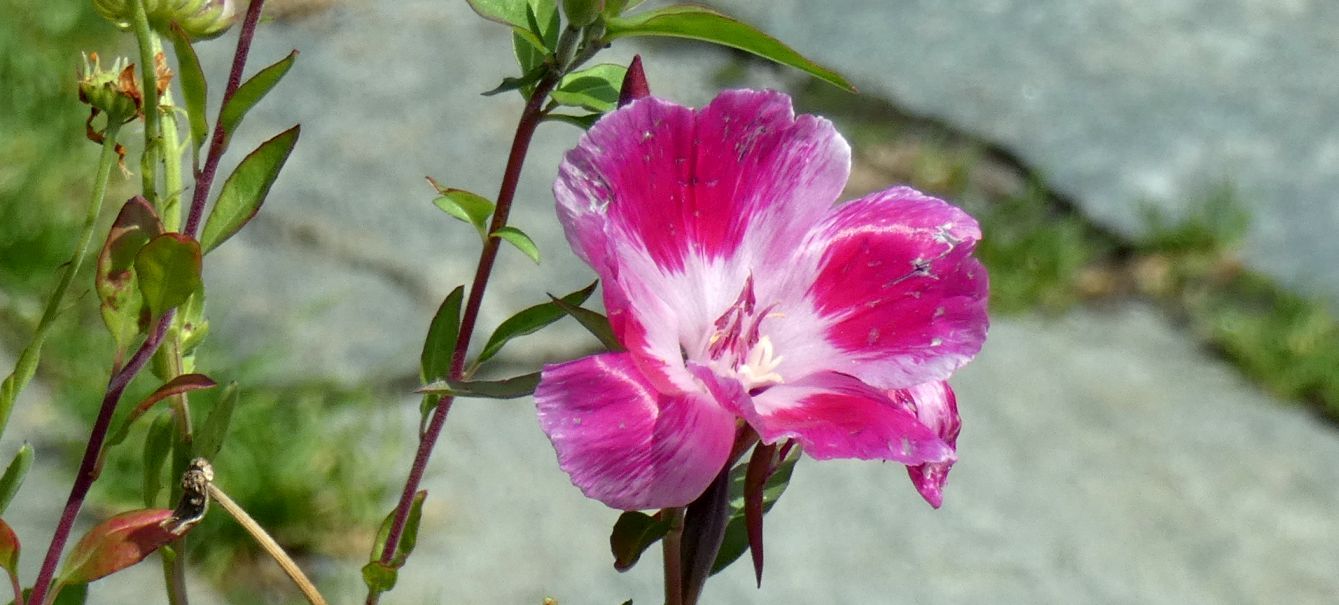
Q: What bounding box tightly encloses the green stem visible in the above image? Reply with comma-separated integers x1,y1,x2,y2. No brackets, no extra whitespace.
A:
130,0,161,205
153,34,185,232
0,122,122,439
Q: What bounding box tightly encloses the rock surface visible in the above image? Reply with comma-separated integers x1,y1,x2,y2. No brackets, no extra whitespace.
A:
712,0,1339,309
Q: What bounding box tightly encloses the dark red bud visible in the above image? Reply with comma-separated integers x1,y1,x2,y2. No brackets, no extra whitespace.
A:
617,55,650,108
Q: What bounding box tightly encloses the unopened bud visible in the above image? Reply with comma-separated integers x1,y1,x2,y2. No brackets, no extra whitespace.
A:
562,0,603,27
78,52,141,124
92,0,236,40
617,54,650,108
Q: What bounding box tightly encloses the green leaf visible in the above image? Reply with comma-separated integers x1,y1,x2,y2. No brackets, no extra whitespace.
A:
512,0,560,96
552,63,627,112
604,6,855,91
0,444,33,515
175,283,209,358
167,23,209,156
491,226,541,264
421,287,465,382
548,295,622,352
105,373,217,452
217,50,298,150
710,444,801,575
420,373,542,400
57,508,177,585
466,0,538,31
194,382,238,461
134,234,203,318
542,112,602,130
481,64,548,97
363,490,428,596
50,583,88,605
432,189,495,239
200,125,301,254
601,0,643,18
476,281,597,366
609,511,669,572
562,0,603,26
96,197,162,351
142,412,175,507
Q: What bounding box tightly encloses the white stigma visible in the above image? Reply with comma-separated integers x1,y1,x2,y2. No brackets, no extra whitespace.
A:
735,335,784,390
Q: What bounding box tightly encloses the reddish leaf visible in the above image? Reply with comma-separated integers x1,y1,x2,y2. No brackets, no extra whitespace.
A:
104,374,218,453
95,197,163,351
743,441,776,587
58,509,177,585
0,517,19,575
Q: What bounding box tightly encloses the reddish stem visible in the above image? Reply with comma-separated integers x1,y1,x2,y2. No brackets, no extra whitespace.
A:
367,73,562,603
27,312,174,605
184,0,268,239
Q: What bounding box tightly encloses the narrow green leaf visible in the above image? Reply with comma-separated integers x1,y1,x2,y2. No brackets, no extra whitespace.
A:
481,63,548,97
476,281,597,366
96,197,162,351
552,63,627,112
194,382,238,460
465,0,537,30
542,112,602,130
422,287,465,382
609,511,669,572
200,125,301,254
0,444,33,515
364,490,428,598
217,50,298,149
142,412,175,507
176,283,209,358
710,443,801,575
420,373,542,400
57,509,177,585
604,6,855,91
167,24,209,156
432,189,496,239
491,226,541,264
549,295,622,352
134,234,203,318
601,0,643,18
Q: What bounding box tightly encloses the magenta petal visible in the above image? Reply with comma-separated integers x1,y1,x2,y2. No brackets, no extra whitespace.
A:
535,353,736,510
891,381,962,508
746,372,953,464
553,89,850,275
800,187,989,389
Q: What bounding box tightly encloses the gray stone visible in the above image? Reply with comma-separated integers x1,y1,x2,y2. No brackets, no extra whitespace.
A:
711,0,1339,308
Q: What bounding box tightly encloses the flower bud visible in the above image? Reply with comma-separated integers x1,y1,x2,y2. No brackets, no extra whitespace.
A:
562,0,603,27
91,0,236,40
617,54,650,108
78,52,141,124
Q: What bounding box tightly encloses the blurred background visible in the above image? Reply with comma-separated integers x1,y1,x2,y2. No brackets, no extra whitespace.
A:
3,0,1338,602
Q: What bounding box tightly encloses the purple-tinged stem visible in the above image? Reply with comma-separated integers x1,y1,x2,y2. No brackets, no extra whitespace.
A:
366,73,563,604
27,311,175,605
184,0,267,239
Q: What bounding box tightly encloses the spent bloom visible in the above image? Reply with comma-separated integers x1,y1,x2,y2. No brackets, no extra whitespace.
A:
536,90,988,511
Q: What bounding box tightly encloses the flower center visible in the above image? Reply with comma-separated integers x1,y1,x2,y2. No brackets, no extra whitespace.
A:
703,276,785,391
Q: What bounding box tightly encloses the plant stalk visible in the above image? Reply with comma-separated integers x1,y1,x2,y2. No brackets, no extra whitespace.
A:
0,122,122,439
27,312,176,605
208,484,329,605
662,507,686,605
366,72,562,605
129,0,161,203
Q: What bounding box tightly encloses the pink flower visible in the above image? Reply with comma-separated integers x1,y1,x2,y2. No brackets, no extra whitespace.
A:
536,90,988,511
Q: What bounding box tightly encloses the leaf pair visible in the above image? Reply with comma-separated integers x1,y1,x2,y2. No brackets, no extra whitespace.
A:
96,198,201,354
362,490,428,597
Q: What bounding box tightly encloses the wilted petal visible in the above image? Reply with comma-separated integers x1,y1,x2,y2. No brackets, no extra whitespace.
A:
744,372,953,464
779,187,988,389
535,353,736,510
892,381,961,508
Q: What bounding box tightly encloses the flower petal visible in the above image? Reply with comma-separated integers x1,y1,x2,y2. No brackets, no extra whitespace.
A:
535,353,736,510
774,187,989,389
553,91,853,395
891,381,961,508
553,89,850,275
744,372,953,464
